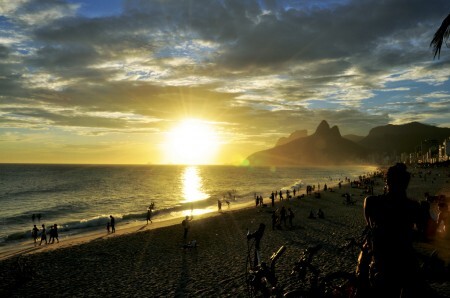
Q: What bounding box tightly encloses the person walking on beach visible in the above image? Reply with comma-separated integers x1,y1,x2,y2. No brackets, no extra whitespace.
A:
48,225,55,244
146,208,152,224
182,215,192,240
110,215,116,233
39,224,47,245
364,163,430,297
106,222,110,233
31,224,39,245
52,224,59,243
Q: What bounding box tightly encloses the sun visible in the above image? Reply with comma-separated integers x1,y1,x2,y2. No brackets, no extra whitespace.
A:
162,119,221,165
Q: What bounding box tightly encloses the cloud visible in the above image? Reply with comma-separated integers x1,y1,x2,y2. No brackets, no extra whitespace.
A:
1,0,450,163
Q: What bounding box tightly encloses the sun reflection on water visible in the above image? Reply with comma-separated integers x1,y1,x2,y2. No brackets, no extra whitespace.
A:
182,166,209,204
179,166,212,217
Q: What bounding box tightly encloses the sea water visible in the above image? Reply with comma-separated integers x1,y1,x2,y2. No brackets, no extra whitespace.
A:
0,163,378,245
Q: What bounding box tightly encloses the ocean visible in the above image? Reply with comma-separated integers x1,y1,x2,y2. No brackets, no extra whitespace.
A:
0,163,378,246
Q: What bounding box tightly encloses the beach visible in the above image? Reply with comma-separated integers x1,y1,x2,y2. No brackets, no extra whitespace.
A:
1,165,449,297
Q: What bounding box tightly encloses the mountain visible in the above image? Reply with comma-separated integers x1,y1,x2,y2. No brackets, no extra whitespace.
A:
247,120,368,166
275,130,308,146
359,122,450,154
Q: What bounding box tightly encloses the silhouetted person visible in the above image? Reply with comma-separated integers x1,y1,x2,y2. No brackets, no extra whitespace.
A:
182,215,192,240
271,211,278,230
110,215,115,233
39,224,47,245
31,225,39,245
364,163,430,297
288,208,294,227
106,222,110,233
53,224,59,243
32,214,36,222
48,225,55,244
308,210,316,219
146,208,152,224
247,223,265,267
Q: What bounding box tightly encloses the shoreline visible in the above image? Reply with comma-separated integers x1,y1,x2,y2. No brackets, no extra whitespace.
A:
0,166,373,261
1,165,449,297
0,199,257,261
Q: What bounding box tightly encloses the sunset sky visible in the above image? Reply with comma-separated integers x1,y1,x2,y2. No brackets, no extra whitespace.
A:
1,0,450,165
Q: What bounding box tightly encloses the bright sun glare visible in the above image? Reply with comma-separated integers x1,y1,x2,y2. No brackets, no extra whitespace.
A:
163,119,220,165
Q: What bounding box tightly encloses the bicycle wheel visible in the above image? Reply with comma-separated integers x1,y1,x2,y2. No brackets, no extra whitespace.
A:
320,271,356,298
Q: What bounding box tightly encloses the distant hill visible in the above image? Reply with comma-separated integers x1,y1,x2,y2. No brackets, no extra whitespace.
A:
275,130,308,146
359,122,450,154
247,120,369,166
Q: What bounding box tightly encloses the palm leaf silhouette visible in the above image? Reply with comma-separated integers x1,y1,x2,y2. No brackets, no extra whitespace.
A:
431,13,450,59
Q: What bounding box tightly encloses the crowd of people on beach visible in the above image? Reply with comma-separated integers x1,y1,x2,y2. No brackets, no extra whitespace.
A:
31,223,59,246
245,163,449,297
21,162,449,297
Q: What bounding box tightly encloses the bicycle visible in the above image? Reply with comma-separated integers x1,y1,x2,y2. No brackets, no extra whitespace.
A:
283,244,361,298
246,222,448,298
245,243,286,297
245,225,371,298
245,241,361,298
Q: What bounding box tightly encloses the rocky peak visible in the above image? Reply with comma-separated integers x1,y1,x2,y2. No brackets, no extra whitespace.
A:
314,120,341,138
330,125,341,138
315,120,330,135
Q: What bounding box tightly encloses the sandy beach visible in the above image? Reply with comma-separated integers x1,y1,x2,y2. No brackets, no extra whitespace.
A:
1,165,449,297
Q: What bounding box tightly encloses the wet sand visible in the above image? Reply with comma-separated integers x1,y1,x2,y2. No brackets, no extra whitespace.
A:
1,165,449,297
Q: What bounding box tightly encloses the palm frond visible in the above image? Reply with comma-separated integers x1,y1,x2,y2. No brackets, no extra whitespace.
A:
430,13,450,59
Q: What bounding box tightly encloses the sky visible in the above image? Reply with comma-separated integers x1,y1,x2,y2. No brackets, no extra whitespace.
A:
1,0,450,165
